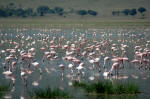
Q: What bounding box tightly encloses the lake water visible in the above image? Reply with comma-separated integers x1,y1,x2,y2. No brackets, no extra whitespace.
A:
0,24,150,99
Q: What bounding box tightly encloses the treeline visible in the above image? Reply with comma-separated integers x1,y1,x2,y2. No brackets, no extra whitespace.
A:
0,3,147,18
112,7,147,17
0,3,98,17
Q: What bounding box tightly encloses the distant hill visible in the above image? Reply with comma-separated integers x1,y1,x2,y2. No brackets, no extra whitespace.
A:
0,0,150,20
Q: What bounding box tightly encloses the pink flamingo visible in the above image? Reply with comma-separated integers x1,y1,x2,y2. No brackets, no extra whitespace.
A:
109,62,120,77
103,56,110,68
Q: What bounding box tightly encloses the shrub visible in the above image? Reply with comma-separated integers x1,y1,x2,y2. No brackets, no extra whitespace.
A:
88,10,98,16
73,81,140,95
29,87,71,98
77,10,87,16
0,85,9,98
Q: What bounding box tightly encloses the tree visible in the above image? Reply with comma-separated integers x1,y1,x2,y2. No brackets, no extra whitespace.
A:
5,8,15,17
54,7,64,16
88,10,97,16
25,8,33,16
0,9,7,17
129,9,137,16
138,7,146,13
138,7,146,17
15,8,26,17
122,9,130,16
48,9,55,14
37,6,49,16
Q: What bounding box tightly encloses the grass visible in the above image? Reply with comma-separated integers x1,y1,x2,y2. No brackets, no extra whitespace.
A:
0,85,9,92
73,81,87,88
73,81,140,95
0,85,9,98
0,18,150,29
29,87,72,99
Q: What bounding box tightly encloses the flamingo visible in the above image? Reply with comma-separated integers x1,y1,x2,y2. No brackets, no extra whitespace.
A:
109,62,120,77
11,61,17,68
32,62,39,68
103,56,110,68
59,64,65,77
3,67,13,77
68,64,74,74
76,62,85,76
21,69,27,86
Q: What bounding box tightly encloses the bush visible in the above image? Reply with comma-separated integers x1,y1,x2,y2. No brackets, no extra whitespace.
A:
0,85,9,98
0,9,7,17
88,10,97,16
129,9,137,16
37,5,50,16
15,8,26,17
122,9,130,16
29,87,71,98
73,81,140,95
54,7,64,15
48,9,55,14
112,11,120,16
138,7,146,14
25,8,33,16
77,10,87,16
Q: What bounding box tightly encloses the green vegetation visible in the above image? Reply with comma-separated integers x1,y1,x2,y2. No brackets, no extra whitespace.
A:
73,81,140,95
138,7,147,18
0,85,9,98
0,85,9,92
138,7,146,15
73,81,87,88
0,3,148,19
29,87,71,98
77,10,88,16
112,7,147,17
0,19,150,29
0,3,98,18
88,10,98,16
77,10,98,16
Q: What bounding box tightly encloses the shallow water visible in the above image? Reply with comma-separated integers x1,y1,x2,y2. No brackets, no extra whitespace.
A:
0,25,150,99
